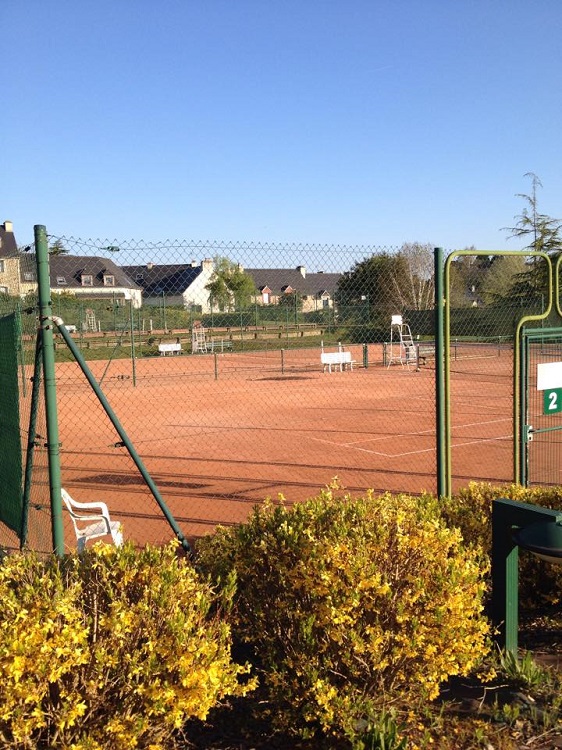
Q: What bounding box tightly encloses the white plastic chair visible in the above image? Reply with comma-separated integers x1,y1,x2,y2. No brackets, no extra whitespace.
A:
61,488,123,553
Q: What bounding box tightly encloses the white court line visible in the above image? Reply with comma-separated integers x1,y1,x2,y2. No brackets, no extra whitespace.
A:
344,426,435,446
308,436,398,457
452,416,512,431
353,434,512,458
343,416,511,448
310,433,513,459
450,434,512,450
309,415,513,459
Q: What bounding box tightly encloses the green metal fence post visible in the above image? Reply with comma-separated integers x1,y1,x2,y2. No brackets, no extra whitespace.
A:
129,297,137,387
15,303,27,398
34,225,65,556
434,247,446,498
20,336,43,550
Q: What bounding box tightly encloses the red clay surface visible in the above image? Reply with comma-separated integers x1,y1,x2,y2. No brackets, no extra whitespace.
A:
16,343,515,551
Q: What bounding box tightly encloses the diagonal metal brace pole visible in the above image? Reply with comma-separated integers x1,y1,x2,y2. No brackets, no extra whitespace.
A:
52,316,192,554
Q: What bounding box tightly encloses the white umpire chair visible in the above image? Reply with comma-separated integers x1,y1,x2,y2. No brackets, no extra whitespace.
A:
386,314,417,368
61,488,124,553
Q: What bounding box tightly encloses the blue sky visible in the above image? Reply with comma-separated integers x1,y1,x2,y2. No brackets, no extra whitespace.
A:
4,1,562,250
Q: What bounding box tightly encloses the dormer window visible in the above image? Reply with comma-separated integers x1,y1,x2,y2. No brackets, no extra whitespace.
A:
103,274,115,286
56,276,67,285
81,274,93,287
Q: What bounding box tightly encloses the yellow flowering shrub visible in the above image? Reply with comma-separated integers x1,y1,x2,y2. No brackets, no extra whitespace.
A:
196,489,490,742
440,482,562,609
0,542,255,749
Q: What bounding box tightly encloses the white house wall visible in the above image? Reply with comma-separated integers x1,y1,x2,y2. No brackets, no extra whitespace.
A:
181,261,215,313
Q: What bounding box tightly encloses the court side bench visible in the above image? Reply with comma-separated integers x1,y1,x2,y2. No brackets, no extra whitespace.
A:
158,342,182,356
321,351,356,373
206,340,233,352
416,343,435,369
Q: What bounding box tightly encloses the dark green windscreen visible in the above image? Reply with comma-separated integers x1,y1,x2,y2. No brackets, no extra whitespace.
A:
0,312,23,535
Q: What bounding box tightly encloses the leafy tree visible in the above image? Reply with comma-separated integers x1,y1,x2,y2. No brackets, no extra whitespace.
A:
205,257,256,312
337,246,434,323
336,252,411,340
479,255,528,305
277,290,303,310
392,242,434,310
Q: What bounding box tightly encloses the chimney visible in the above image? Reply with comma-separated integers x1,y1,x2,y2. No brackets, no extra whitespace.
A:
146,262,154,271
296,265,306,278
2,221,13,233
191,260,198,267
201,258,214,272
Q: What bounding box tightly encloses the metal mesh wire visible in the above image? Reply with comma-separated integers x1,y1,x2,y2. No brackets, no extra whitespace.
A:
2,235,556,551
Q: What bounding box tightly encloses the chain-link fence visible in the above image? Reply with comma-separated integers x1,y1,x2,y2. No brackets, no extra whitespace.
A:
2,231,559,553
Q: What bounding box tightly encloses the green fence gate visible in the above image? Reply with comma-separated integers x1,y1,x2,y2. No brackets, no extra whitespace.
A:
520,327,562,486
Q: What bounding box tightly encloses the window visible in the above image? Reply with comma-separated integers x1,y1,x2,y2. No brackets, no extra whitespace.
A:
24,272,35,281
103,274,115,286
0,285,8,294
56,276,67,285
135,273,144,282
0,260,4,273
81,274,93,286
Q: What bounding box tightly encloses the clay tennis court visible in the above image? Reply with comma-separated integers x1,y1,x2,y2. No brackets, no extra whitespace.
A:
20,342,515,551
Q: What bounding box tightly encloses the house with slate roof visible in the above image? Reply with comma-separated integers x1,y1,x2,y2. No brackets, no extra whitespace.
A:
49,255,142,307
0,221,142,306
244,265,341,312
120,258,215,312
121,260,341,314
2,226,341,314
119,260,341,313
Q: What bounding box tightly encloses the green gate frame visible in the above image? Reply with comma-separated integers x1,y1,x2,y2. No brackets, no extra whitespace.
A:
438,250,560,498
519,325,562,486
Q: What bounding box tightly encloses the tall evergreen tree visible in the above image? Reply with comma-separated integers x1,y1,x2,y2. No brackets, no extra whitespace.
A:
504,173,562,255
503,173,562,302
